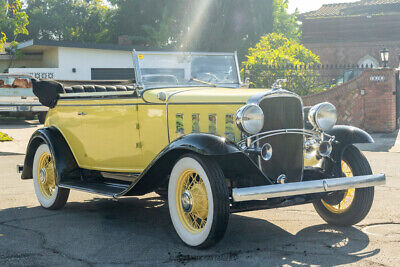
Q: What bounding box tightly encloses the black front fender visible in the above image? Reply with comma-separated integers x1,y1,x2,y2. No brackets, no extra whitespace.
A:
122,133,270,196
165,133,241,155
327,125,373,174
21,127,79,184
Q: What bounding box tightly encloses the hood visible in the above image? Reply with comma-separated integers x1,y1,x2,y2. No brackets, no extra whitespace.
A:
142,87,271,104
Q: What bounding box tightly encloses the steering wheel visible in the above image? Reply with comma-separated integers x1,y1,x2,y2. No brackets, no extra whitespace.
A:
196,72,219,83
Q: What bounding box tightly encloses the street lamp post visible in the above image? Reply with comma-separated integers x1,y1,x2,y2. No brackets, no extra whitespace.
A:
380,47,389,68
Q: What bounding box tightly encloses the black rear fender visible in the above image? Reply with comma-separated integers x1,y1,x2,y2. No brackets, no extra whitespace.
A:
123,134,270,196
21,127,79,184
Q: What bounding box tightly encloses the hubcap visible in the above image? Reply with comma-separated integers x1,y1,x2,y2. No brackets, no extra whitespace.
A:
181,190,193,212
39,168,47,184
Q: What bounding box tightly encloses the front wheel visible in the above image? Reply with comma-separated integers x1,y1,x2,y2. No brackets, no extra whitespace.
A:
168,154,229,248
33,144,69,209
313,145,374,226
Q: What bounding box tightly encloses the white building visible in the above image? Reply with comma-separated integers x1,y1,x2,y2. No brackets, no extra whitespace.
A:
1,39,139,80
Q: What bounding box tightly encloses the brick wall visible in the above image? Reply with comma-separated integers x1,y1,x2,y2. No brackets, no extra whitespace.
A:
302,69,397,133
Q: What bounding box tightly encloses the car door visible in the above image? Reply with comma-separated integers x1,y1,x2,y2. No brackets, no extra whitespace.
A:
77,97,143,172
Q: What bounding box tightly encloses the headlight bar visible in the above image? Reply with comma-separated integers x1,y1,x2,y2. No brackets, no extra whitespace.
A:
237,128,334,148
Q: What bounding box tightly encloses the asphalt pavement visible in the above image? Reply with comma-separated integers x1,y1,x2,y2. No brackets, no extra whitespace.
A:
0,120,399,266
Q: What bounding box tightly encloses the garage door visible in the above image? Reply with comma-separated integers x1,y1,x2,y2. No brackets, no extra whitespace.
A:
91,68,136,80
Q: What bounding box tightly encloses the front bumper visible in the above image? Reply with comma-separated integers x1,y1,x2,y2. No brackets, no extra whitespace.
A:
232,173,386,202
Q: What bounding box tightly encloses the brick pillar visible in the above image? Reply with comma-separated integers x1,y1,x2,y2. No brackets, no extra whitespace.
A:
302,68,397,133
362,69,397,132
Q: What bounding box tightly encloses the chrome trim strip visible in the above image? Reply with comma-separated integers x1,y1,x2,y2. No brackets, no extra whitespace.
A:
136,51,236,56
232,173,386,202
234,51,242,84
56,102,247,107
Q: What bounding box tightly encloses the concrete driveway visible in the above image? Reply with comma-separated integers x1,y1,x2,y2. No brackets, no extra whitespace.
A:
0,120,399,266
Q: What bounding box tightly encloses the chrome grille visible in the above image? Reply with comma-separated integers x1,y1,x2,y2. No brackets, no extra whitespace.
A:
258,95,304,183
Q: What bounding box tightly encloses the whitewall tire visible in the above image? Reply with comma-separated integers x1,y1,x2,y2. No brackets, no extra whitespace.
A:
33,144,69,209
168,154,229,248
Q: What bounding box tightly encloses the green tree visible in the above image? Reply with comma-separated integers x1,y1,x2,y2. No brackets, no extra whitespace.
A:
243,33,321,96
109,0,274,60
25,0,112,43
273,0,300,41
0,0,29,52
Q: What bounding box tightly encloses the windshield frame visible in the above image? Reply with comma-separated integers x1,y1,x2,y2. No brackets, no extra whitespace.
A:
132,51,242,91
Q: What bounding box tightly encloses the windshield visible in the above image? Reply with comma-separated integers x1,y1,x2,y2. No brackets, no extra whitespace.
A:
134,52,240,89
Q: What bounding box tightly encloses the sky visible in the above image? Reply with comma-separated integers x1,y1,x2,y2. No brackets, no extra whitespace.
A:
287,0,359,14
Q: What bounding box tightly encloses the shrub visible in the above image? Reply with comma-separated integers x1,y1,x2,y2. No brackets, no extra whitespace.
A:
242,33,322,96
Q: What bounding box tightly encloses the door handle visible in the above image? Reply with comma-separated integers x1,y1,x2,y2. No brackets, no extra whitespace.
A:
77,112,87,116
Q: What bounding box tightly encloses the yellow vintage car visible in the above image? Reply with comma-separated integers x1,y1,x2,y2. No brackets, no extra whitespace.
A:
20,51,385,248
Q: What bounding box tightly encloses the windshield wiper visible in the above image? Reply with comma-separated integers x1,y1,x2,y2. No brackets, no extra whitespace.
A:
190,78,217,87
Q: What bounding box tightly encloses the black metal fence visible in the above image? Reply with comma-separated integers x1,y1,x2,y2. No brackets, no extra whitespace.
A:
243,63,376,96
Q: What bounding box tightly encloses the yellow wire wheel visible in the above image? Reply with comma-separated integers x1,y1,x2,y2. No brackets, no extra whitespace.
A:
168,155,229,248
33,143,69,210
175,169,209,233
321,160,355,214
36,152,56,199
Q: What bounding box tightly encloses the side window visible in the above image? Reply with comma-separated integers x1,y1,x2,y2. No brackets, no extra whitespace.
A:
208,114,217,134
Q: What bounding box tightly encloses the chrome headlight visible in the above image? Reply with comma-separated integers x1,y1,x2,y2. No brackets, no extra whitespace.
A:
308,102,337,132
235,104,264,134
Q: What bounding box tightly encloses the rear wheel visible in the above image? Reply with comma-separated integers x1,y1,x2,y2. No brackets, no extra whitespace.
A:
168,154,229,248
313,145,374,226
33,144,69,209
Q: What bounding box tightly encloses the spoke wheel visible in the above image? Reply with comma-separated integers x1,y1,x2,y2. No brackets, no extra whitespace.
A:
33,144,69,209
36,152,56,199
321,161,355,213
176,169,209,233
313,145,375,226
168,154,229,248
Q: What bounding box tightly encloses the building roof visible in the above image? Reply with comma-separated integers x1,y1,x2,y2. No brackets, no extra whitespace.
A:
299,0,400,19
17,39,140,51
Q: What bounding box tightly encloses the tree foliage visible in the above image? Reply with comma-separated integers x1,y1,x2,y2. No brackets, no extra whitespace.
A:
243,33,321,96
109,0,274,59
273,0,300,41
0,0,29,52
25,0,112,42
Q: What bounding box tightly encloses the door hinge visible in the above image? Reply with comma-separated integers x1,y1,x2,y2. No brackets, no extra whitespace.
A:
136,142,142,148
136,123,140,130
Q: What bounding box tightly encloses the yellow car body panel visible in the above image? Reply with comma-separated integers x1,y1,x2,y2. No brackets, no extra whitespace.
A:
45,86,315,172
46,98,143,172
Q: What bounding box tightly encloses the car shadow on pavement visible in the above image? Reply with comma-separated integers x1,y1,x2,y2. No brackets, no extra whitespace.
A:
0,196,379,266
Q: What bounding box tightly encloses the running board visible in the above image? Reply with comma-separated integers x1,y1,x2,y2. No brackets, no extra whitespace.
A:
232,173,386,202
59,180,130,197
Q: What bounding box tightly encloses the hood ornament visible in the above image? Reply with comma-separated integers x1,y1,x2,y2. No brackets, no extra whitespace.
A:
271,79,287,90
